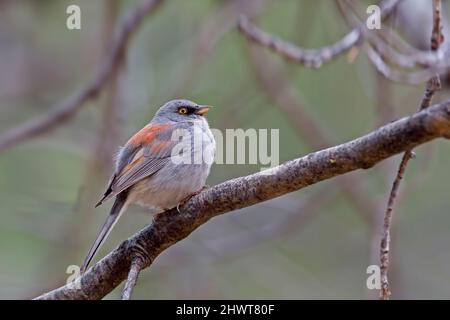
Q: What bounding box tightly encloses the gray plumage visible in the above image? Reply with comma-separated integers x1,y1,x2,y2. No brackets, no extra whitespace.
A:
81,99,215,273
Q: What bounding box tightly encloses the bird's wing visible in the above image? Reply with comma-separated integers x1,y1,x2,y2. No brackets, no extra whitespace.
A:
96,123,182,206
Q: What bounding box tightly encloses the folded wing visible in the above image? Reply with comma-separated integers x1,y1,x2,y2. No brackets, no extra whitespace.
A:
96,123,179,206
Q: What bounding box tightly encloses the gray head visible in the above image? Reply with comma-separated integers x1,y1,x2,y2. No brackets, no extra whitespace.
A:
152,99,211,123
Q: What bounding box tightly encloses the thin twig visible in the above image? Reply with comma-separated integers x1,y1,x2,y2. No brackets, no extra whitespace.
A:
379,0,443,300
341,0,445,68
238,15,361,68
337,0,447,85
170,0,269,97
238,0,399,68
241,0,448,84
365,45,446,85
121,258,144,300
0,0,164,154
34,100,450,299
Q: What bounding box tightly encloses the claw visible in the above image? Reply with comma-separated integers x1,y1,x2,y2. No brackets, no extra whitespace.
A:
176,186,208,214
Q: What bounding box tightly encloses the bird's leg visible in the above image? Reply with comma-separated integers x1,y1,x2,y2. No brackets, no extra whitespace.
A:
153,208,169,221
176,186,209,214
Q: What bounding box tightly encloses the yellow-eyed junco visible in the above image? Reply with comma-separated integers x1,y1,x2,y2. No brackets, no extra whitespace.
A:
81,99,215,273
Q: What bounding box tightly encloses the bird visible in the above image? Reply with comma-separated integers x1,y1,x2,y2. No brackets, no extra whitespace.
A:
81,99,215,273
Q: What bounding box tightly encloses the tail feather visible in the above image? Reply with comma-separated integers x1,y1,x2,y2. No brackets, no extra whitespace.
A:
94,195,107,208
81,193,128,274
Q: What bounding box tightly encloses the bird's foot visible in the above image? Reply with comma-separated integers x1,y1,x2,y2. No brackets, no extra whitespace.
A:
176,186,209,214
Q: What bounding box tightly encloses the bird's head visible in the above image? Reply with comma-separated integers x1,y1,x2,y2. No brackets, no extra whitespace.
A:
153,99,212,123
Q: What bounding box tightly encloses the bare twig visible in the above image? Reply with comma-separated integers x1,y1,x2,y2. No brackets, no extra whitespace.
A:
365,45,446,85
241,0,447,84
364,46,413,83
341,0,445,68
379,0,443,300
0,0,164,154
170,0,269,97
238,15,361,68
121,258,144,300
35,100,450,299
238,0,399,68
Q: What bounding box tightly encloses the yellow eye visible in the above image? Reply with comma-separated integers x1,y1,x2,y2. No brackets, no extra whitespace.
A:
178,107,188,114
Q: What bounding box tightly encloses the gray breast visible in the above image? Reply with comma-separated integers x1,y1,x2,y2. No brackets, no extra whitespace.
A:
128,118,215,213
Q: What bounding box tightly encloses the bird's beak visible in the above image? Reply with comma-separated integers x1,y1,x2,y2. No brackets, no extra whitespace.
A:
195,105,212,115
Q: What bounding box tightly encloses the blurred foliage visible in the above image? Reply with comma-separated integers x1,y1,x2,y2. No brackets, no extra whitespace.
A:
0,0,449,299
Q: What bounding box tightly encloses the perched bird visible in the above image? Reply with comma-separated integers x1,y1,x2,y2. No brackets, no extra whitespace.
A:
81,99,215,273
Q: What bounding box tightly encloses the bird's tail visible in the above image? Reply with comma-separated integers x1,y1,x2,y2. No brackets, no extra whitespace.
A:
80,193,128,274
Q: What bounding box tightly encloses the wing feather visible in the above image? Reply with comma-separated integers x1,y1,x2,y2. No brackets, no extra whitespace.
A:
96,123,177,205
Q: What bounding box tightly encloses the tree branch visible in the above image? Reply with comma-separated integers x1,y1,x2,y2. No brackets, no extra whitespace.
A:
337,0,447,85
340,0,444,68
379,0,443,300
365,46,446,85
35,100,450,300
121,258,144,300
0,0,164,154
239,0,448,85
237,0,399,68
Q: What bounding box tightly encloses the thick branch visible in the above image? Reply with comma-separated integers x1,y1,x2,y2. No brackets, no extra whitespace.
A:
0,0,164,154
34,100,450,300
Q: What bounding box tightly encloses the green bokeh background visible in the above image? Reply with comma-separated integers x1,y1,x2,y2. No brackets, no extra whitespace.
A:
0,0,449,299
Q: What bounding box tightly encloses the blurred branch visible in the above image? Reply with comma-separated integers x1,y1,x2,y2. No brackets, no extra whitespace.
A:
340,0,444,68
365,46,445,84
0,0,164,154
237,0,399,68
338,0,447,85
373,12,397,184
379,0,443,300
239,0,449,85
36,100,450,299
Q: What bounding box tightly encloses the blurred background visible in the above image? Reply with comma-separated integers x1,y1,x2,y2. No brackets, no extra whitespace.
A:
1,0,450,299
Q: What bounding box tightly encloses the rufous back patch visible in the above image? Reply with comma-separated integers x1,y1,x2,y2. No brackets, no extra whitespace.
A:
127,123,171,146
